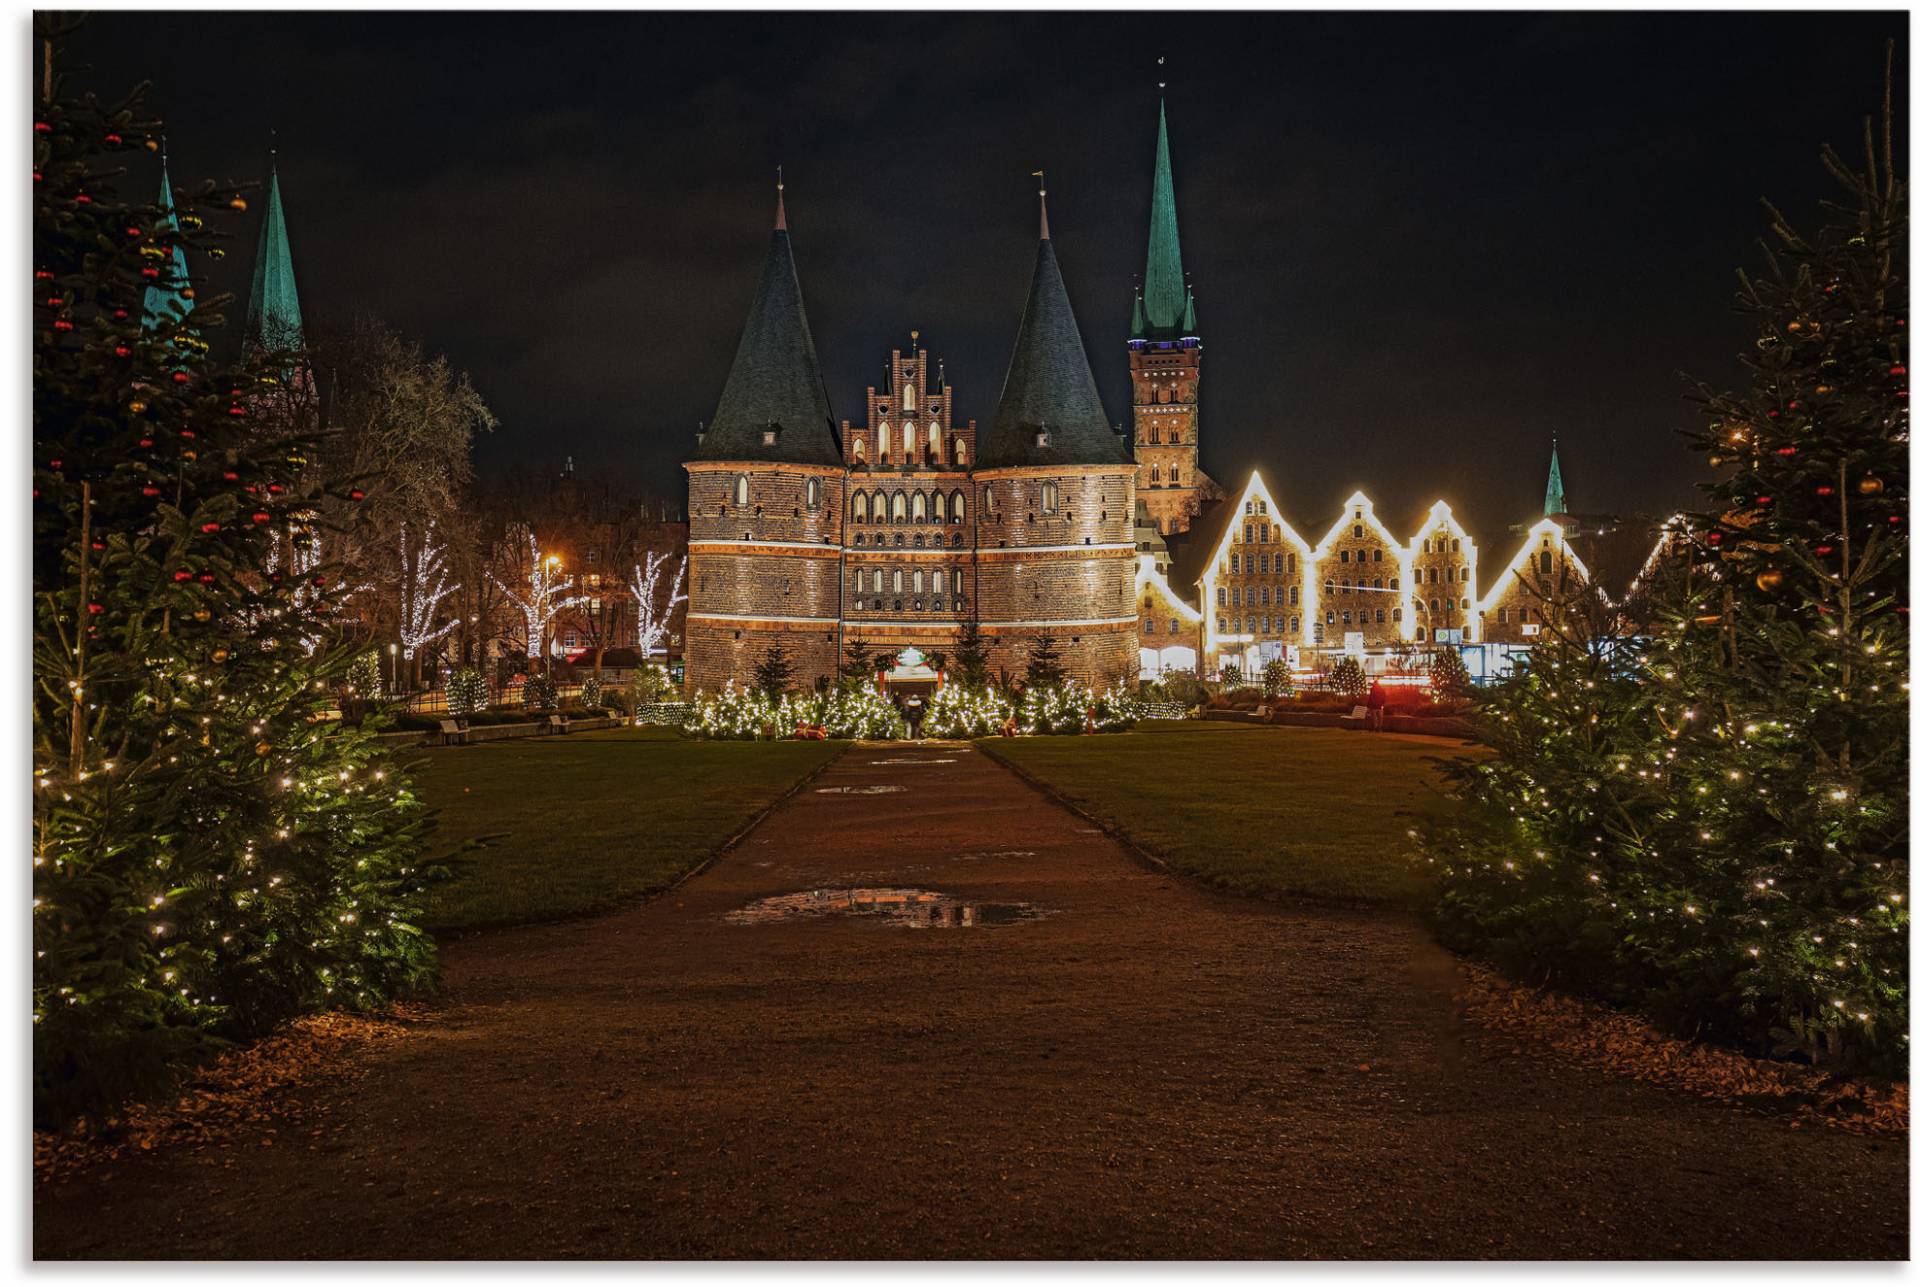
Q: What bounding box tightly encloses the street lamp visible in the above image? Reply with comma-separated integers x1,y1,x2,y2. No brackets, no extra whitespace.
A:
387,642,398,693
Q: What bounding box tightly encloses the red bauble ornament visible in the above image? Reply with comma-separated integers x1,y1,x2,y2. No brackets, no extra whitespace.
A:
1889,515,1903,526
48,459,61,470
89,541,103,551
266,483,283,494
141,485,161,497
1816,485,1835,497
179,429,195,440
104,133,122,145
252,511,272,524
140,267,159,280
1766,409,1779,419
173,569,192,582
1893,365,1908,377
1775,445,1797,456
311,575,329,587
87,603,103,615
200,521,221,533
114,346,131,359
138,438,154,449
33,270,51,280
33,121,50,133
124,226,142,239
74,193,90,205
1706,531,1724,546
53,319,72,332
197,572,215,584
227,406,245,417
1815,544,1835,556
111,308,128,321
223,471,240,482
171,372,189,384
1756,495,1774,506
349,489,365,501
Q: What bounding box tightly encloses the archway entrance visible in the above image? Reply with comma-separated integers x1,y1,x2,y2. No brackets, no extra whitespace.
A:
880,645,942,736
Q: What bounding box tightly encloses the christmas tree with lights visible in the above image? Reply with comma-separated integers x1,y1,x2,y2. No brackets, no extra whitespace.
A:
1423,56,1907,1070
32,42,443,1126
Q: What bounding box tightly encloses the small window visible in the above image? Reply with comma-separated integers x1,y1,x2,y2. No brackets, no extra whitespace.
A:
951,490,965,521
733,475,748,506
1143,617,1155,635
1041,481,1059,514
955,439,968,466
805,477,821,511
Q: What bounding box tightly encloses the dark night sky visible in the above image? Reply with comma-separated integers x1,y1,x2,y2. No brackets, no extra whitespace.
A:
67,10,1905,534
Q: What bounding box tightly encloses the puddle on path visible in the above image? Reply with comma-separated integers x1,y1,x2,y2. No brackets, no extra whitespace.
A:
956,850,1037,862
726,887,1045,929
816,785,906,795
869,757,956,765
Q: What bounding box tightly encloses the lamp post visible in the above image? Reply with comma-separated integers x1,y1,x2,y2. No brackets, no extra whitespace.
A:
541,554,561,674
387,642,399,694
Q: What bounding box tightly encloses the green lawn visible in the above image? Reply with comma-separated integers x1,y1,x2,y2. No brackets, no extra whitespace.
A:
411,726,843,932
982,721,1480,907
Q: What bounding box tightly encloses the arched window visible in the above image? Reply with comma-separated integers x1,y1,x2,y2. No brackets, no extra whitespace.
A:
1289,585,1299,605
902,383,915,412
1286,552,1297,574
805,477,821,511
913,570,924,594
852,490,868,523
892,568,904,593
932,570,945,594
853,437,866,463
954,570,964,595
1171,466,1180,484
733,475,748,506
1415,625,1426,641
1151,464,1161,484
928,425,942,463
904,422,917,460
951,490,966,521
955,438,968,466
912,491,927,523
1041,481,1059,514
932,490,947,522
891,491,908,523
982,482,995,512
1452,538,1461,553
856,568,868,593
878,422,891,463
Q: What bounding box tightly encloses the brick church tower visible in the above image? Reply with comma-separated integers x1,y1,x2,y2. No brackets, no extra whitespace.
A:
973,183,1139,685
683,180,845,694
1130,102,1213,536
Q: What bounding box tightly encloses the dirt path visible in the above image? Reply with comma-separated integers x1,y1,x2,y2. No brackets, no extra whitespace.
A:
36,742,1907,1259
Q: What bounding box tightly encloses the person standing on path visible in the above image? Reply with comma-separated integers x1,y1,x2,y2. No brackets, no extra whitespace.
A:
1366,679,1388,732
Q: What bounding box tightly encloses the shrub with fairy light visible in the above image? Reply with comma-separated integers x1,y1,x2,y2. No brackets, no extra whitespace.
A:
1327,656,1368,701
446,667,487,716
1418,77,1907,1071
924,684,1015,738
685,682,906,741
32,58,445,1127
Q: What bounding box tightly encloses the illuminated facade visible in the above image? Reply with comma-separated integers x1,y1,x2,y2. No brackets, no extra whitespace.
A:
683,182,1137,694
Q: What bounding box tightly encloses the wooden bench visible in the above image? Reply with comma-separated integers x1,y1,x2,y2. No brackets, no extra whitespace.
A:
546,714,571,735
438,718,469,746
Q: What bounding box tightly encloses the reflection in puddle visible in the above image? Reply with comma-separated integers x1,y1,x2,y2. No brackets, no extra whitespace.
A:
870,758,956,765
816,785,906,795
727,887,1044,929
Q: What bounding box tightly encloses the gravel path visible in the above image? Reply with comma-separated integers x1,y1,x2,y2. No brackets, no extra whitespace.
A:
35,742,1907,1259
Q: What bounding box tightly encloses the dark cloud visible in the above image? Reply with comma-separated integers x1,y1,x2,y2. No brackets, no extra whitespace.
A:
66,10,1904,527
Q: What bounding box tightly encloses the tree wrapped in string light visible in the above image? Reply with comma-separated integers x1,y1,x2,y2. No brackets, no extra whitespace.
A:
488,525,582,672
31,45,441,1127
396,521,458,670
628,548,686,660
1421,58,1907,1070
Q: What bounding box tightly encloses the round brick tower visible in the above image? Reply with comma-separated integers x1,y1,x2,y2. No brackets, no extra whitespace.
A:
972,182,1140,688
683,180,845,695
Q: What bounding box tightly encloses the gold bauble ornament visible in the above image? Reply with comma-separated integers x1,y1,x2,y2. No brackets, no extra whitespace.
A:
254,741,272,756
212,648,230,662
1858,474,1885,496
1755,569,1786,592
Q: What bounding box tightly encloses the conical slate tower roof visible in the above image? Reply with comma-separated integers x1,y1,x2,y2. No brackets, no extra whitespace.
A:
245,165,304,351
690,184,840,466
980,191,1127,469
142,160,193,331
1134,101,1190,340
1545,437,1567,516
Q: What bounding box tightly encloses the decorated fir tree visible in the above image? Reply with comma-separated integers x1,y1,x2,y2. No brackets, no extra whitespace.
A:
1428,647,1472,702
952,618,992,690
32,48,443,1125
1423,56,1907,1069
838,637,875,687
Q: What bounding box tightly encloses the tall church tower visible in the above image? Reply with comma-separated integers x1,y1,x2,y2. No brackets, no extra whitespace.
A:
1130,101,1210,535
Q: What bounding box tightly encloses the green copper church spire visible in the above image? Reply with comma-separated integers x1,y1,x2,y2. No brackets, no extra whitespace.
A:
1545,436,1567,517
1136,100,1188,339
245,156,304,352
142,149,193,331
